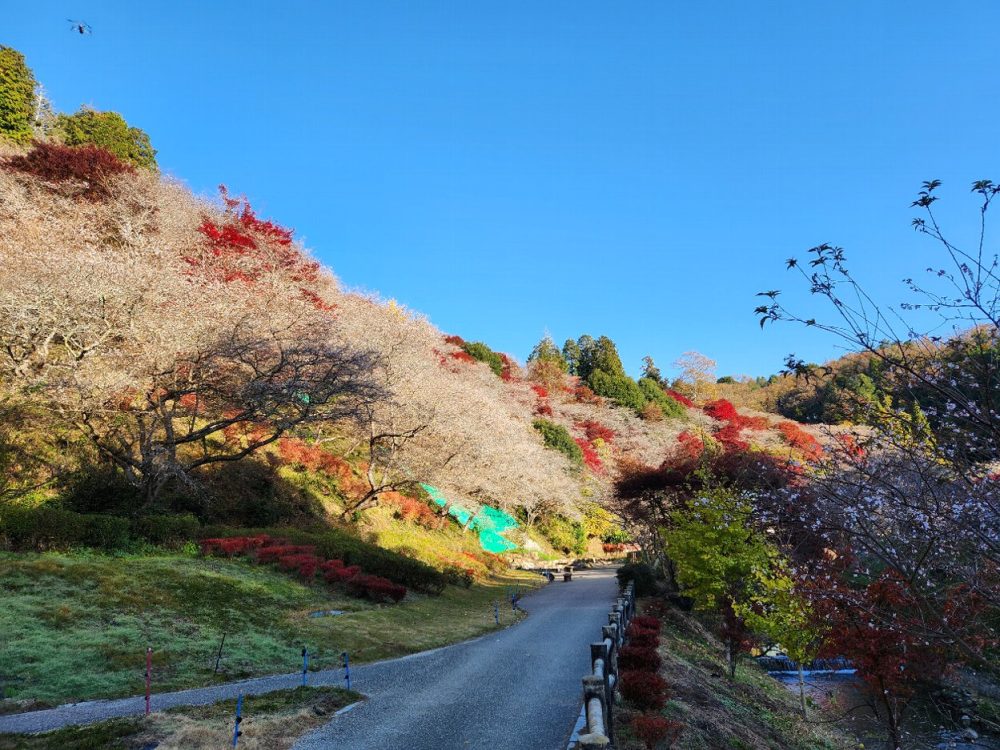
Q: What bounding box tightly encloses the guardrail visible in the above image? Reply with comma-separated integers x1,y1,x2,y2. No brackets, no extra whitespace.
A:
572,579,636,749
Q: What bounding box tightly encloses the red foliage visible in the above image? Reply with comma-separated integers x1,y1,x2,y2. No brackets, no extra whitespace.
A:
4,141,134,199
256,544,316,563
676,431,704,461
319,558,345,572
346,573,407,602
618,645,661,672
442,334,465,347
666,389,694,408
324,564,362,583
531,384,549,398
449,350,476,364
576,420,616,444
630,714,683,750
703,399,739,422
276,438,368,500
499,354,516,382
619,671,669,711
627,631,660,650
534,401,554,417
574,438,604,474
835,432,865,458
381,491,443,529
278,553,321,579
199,535,271,557
715,423,750,452
777,421,823,460
631,615,662,630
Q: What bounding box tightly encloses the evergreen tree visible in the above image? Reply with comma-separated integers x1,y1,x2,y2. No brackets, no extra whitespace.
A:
0,46,36,144
641,355,662,384
527,334,568,372
562,338,582,375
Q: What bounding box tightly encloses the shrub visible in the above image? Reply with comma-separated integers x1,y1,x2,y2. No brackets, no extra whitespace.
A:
631,615,662,630
638,378,687,418
640,402,664,421
534,401,554,417
324,564,361,583
346,573,407,602
442,334,465,347
617,562,658,596
4,141,135,198
588,369,647,412
703,399,739,422
619,645,661,672
131,514,200,546
572,383,603,405
531,384,549,398
627,630,660,650
576,420,615,443
80,515,130,550
56,108,157,168
442,565,475,588
630,714,683,750
199,526,448,593
461,341,505,376
532,419,584,465
666,389,694,408
619,670,669,710
255,544,316,562
0,506,135,551
778,421,823,460
574,438,604,474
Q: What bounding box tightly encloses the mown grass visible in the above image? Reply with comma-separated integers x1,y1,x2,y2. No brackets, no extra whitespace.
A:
614,601,854,750
0,686,359,750
0,550,539,708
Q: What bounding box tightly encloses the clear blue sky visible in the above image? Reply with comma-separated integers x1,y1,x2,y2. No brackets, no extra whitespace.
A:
5,2,999,379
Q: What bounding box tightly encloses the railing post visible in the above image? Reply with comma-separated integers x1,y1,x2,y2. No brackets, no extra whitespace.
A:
579,674,611,748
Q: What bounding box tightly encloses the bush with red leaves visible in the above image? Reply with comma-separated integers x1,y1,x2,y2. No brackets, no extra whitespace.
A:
449,350,476,364
619,670,669,710
531,384,549,398
256,544,317,563
576,420,616,444
703,399,739,422
676,431,704,461
499,353,516,382
627,631,660,650
631,615,662,630
572,384,603,405
324,564,362,583
666,389,695,408
346,573,407,602
199,535,271,557
618,645,661,672
574,437,604,474
778,421,823,460
278,553,321,580
4,141,135,199
442,334,465,347
535,402,554,417
630,714,683,750
381,492,444,530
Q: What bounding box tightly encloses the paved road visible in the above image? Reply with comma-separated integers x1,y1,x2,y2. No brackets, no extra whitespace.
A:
0,567,619,749
293,566,618,750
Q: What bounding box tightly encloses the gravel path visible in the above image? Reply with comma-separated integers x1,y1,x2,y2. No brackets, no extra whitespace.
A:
0,566,619,748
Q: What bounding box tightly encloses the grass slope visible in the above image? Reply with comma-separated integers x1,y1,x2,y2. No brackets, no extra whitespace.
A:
0,551,537,708
615,602,853,750
0,686,360,750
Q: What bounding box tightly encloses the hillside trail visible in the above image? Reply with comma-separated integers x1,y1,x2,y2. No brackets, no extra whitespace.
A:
0,567,620,749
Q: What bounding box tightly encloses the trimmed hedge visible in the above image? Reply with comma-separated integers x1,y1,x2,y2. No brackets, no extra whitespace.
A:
638,377,686,418
532,418,583,465
588,369,647,412
198,525,448,594
0,506,200,551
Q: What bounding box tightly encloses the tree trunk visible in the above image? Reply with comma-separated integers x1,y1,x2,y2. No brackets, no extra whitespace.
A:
797,663,807,717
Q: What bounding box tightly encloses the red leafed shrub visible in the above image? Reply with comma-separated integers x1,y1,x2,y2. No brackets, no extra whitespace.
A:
576,420,615,444
732,413,769,431
627,631,660,650
676,431,704,461
4,141,135,199
666,389,694,408
531,384,549,398
256,544,316,563
630,714,683,750
324,564,362,583
346,573,407,602
382,492,443,529
442,334,465,347
449,350,476,364
619,670,669,710
278,554,321,580
836,432,865,458
778,421,823,460
631,615,662,630
276,438,369,500
715,423,750,452
618,645,661,672
574,438,604,474
319,559,345,572
703,399,739,422
200,535,271,557
535,401,554,417
603,543,626,553
499,354,516,382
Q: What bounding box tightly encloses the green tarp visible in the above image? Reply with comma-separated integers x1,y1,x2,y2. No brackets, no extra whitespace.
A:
421,484,519,553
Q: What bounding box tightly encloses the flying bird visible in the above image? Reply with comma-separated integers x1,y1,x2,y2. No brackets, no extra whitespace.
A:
67,19,92,35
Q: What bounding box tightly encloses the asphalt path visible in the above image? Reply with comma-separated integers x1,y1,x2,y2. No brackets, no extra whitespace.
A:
0,567,619,749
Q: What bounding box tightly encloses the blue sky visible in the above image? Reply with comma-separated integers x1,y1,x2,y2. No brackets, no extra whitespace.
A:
5,2,999,379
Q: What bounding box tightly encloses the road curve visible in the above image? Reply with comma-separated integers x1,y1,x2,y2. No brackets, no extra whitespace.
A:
293,566,619,750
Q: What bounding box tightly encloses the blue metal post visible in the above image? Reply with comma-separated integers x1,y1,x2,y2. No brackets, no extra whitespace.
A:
493,600,499,625
302,648,308,687
342,651,351,691
232,692,243,747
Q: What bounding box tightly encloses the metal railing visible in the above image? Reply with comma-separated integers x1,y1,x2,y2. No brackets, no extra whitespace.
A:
572,579,635,749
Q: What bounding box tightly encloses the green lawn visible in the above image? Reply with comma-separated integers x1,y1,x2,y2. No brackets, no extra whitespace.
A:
0,550,539,708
